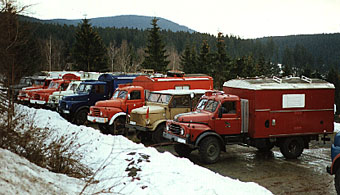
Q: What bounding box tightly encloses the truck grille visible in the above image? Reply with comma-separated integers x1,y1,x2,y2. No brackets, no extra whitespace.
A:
93,108,101,116
169,123,181,135
130,113,144,125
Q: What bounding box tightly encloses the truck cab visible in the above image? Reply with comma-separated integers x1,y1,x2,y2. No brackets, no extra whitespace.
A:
17,77,50,104
126,89,206,143
88,86,145,134
58,74,137,125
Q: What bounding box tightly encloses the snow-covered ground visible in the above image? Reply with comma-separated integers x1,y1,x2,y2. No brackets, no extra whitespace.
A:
334,122,340,133
0,105,272,195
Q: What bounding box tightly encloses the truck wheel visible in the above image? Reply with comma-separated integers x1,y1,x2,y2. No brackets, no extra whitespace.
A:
98,124,109,134
199,136,221,164
108,117,127,135
174,144,193,157
256,141,275,152
280,137,304,159
75,109,88,125
152,124,166,143
335,168,340,194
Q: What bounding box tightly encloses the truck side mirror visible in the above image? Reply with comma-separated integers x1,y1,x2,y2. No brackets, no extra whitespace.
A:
218,107,223,118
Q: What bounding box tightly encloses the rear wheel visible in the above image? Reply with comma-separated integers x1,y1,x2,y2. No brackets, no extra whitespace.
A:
199,136,221,164
335,168,340,194
75,109,88,125
108,117,127,135
280,137,304,159
152,124,166,143
256,140,275,152
174,144,193,157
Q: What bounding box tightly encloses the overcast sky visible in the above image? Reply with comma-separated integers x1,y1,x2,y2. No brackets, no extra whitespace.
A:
22,0,340,39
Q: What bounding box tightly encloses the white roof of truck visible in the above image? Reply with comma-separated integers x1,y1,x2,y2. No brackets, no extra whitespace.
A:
223,76,335,90
152,89,208,95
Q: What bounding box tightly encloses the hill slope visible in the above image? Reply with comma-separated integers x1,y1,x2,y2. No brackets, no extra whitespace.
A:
22,15,195,33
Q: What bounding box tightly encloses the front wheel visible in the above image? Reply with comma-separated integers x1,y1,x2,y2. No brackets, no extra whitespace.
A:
108,117,127,135
152,124,166,144
280,137,304,159
199,136,221,164
75,109,89,125
335,168,340,194
98,123,109,134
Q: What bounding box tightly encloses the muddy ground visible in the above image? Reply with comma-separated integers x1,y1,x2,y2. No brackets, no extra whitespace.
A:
155,140,336,195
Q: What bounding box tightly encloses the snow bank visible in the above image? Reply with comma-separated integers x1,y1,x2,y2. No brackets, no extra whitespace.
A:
1,105,272,195
334,122,340,133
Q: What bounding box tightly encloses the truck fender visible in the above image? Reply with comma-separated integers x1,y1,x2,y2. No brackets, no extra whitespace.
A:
331,153,340,174
109,112,127,125
152,120,166,131
194,131,226,152
75,106,89,114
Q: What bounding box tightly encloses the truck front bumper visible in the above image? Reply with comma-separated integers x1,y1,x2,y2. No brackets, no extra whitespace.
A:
163,131,187,144
30,99,46,105
125,122,150,132
87,116,108,123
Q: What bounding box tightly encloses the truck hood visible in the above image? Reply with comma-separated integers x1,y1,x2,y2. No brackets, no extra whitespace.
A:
62,94,88,101
52,90,74,96
132,105,164,114
174,110,212,123
35,89,57,94
95,99,123,108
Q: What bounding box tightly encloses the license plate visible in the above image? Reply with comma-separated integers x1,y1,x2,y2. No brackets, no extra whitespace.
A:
129,121,136,125
176,137,186,144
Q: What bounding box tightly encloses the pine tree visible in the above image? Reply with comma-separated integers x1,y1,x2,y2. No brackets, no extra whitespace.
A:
72,18,108,72
214,32,230,87
198,40,211,74
141,18,169,72
180,44,192,73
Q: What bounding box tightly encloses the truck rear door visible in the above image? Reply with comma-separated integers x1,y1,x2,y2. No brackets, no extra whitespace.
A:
214,100,241,135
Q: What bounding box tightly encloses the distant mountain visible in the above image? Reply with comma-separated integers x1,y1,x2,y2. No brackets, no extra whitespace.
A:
21,15,195,33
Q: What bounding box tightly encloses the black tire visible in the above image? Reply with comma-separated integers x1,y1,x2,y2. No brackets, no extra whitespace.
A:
174,144,193,157
152,124,166,143
199,136,221,164
98,124,109,134
256,141,275,152
279,137,304,159
335,168,340,194
75,109,89,125
108,117,127,135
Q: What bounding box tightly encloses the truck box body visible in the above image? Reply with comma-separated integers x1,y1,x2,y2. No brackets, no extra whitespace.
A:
223,77,335,139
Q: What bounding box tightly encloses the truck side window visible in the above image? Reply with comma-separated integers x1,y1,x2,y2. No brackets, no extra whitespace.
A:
171,96,190,107
95,85,105,94
130,90,141,100
60,83,69,91
222,101,236,114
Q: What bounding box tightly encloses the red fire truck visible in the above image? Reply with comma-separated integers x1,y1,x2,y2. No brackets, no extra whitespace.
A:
29,73,81,107
164,76,335,164
87,73,213,134
17,77,53,104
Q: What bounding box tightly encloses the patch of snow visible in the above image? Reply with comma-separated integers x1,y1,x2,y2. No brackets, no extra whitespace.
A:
1,105,272,194
334,122,340,133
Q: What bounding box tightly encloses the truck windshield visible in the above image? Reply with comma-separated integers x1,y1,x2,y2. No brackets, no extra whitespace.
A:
34,80,45,86
48,81,60,89
148,93,171,104
112,90,127,99
77,84,92,94
196,99,208,110
204,100,219,112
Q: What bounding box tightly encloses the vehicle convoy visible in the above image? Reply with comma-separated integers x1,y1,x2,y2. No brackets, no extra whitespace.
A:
47,72,101,109
163,76,335,164
9,76,34,98
327,132,340,194
17,77,52,104
58,73,138,125
126,89,207,143
29,73,81,107
87,73,213,135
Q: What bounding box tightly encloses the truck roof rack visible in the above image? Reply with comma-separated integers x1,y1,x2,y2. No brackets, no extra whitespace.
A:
301,75,312,83
272,76,282,84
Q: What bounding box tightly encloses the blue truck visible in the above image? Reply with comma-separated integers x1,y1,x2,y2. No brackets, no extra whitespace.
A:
58,73,138,125
327,132,340,194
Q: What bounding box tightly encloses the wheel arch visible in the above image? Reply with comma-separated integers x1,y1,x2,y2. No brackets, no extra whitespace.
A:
332,153,340,175
152,120,166,132
194,131,226,152
109,112,127,125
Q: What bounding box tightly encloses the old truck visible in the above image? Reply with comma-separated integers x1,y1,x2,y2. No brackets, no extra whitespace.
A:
126,89,207,143
163,76,335,164
47,72,101,109
17,77,53,104
58,73,138,125
87,73,214,135
29,73,81,107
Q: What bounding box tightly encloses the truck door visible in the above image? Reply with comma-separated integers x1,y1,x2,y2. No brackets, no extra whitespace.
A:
89,84,106,105
169,95,191,119
214,101,241,135
126,90,144,112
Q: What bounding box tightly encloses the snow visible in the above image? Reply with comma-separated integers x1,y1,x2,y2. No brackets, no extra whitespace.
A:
334,122,340,133
0,105,272,195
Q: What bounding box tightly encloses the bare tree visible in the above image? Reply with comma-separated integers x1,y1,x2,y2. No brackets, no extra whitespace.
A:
166,46,180,71
115,40,131,72
107,41,117,72
40,36,65,71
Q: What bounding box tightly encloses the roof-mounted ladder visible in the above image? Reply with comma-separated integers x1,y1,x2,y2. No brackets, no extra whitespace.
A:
301,75,312,83
273,76,282,84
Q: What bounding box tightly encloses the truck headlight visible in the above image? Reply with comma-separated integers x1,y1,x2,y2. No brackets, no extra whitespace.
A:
180,128,184,135
100,111,103,116
166,125,169,131
66,104,69,109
